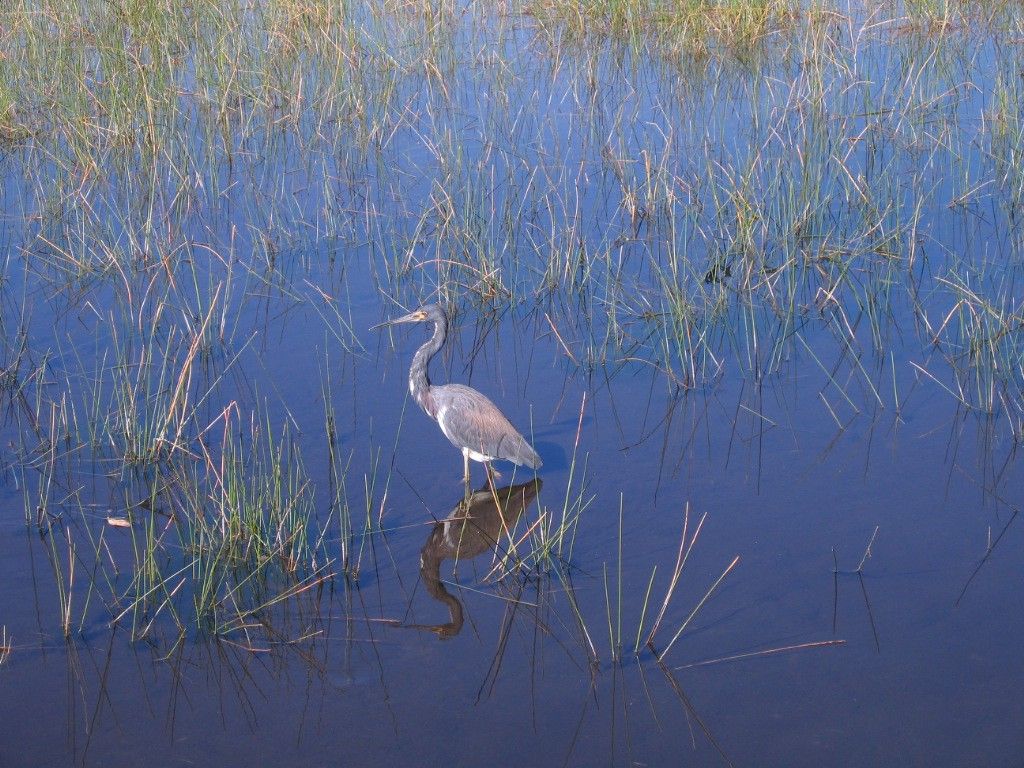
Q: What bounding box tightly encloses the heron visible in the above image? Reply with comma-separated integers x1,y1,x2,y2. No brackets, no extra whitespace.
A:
372,304,542,487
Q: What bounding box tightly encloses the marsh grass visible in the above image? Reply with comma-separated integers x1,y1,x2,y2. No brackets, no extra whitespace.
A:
1,10,1020,768
5,0,1024,428
527,0,806,59
471,479,740,665
16,329,344,642
4,0,1024,653
116,401,338,639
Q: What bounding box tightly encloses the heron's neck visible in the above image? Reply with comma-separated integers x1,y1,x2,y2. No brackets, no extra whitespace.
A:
420,545,464,635
409,317,445,418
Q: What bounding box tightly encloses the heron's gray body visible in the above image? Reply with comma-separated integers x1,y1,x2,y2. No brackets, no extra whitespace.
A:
376,304,541,484
433,383,541,467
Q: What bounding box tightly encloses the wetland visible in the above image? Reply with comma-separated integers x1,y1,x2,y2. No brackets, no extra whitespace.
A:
1,0,1023,765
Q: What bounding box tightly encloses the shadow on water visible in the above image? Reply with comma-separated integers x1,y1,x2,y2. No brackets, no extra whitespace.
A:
531,440,569,472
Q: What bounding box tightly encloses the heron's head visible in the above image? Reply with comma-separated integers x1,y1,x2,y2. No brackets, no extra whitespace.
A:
371,303,446,330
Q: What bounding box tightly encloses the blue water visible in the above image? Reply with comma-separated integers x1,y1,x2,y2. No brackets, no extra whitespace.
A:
1,5,1023,766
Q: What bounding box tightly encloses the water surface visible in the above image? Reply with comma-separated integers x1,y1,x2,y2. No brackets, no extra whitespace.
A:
1,2,1023,766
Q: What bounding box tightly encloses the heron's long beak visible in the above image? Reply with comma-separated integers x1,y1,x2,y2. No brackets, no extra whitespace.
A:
369,310,419,331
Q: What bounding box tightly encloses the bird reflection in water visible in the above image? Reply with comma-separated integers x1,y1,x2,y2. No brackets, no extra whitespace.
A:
412,479,542,639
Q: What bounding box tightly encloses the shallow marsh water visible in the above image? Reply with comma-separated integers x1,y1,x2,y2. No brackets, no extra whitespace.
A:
0,1,1023,765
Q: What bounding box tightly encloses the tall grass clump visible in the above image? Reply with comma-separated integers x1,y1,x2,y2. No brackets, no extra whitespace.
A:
114,405,330,640
526,0,808,58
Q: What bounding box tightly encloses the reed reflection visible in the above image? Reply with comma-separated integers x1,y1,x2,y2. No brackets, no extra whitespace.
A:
414,479,542,639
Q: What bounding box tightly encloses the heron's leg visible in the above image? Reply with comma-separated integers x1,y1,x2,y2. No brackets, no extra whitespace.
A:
462,449,471,489
482,461,496,503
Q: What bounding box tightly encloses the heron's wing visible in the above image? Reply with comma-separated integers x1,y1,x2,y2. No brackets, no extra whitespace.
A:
433,384,542,468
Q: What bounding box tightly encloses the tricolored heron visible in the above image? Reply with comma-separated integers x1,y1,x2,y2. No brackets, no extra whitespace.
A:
373,304,542,487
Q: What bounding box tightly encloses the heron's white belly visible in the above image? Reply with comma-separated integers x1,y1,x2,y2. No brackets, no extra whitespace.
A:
465,448,492,463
